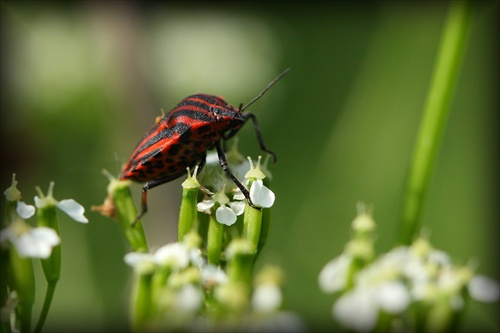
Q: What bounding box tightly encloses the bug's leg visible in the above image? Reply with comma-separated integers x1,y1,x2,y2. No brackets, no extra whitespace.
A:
134,170,188,225
215,141,261,210
223,113,277,162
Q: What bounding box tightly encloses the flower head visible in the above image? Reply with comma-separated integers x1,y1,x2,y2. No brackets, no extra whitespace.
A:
1,219,60,259
320,209,500,332
245,156,275,208
35,182,88,223
154,243,190,270
197,185,245,226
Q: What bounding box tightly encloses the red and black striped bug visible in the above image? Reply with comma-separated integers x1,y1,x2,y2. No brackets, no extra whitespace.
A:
120,68,290,221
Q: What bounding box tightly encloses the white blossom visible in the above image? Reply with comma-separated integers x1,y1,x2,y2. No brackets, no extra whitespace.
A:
34,182,88,223
56,199,88,223
197,188,245,226
249,179,275,208
318,254,351,293
176,284,203,313
154,243,189,270
252,283,282,312
333,288,378,333
1,221,60,259
16,201,35,219
200,264,228,287
468,275,500,303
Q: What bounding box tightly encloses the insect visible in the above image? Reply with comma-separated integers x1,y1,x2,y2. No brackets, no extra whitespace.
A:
120,68,290,221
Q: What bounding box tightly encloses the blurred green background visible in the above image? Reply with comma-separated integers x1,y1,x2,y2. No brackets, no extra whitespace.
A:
1,1,498,332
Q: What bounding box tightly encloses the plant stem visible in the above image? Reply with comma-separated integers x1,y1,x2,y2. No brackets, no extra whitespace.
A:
34,281,57,333
207,207,224,265
111,180,149,252
178,187,199,241
243,205,262,255
399,1,473,244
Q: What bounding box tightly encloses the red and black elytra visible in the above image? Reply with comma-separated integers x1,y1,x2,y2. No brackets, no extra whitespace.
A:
120,68,290,222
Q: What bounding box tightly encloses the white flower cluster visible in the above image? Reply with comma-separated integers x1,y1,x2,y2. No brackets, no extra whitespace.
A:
319,207,499,332
196,154,275,226
124,236,304,332
1,178,88,259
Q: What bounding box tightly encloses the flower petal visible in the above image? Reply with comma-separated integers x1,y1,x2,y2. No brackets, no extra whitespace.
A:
334,289,378,332
154,243,189,269
318,254,351,293
57,199,88,223
252,284,282,312
197,199,214,214
376,281,410,314
176,284,203,313
228,201,245,216
250,180,275,208
468,275,500,303
215,205,237,226
31,227,60,247
233,190,245,201
14,227,60,259
124,252,154,267
201,264,228,286
16,201,36,219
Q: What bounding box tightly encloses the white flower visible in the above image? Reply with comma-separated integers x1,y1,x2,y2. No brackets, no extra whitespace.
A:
215,205,237,226
334,288,378,333
176,284,203,313
56,199,88,223
200,264,228,287
154,243,189,270
34,182,88,223
468,275,500,303
249,179,275,208
16,201,35,219
318,254,351,293
1,221,60,259
35,196,88,224
333,279,410,332
376,281,410,314
197,199,214,214
196,188,245,226
124,252,156,274
252,283,282,312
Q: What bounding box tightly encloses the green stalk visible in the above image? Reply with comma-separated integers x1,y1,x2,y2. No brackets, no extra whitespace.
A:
242,203,262,255
226,240,254,287
34,282,56,333
399,1,473,244
109,179,149,252
130,269,154,332
34,202,60,333
207,205,224,265
9,246,34,333
178,168,200,241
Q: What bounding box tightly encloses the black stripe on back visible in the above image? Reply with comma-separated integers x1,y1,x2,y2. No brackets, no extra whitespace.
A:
169,108,213,122
130,122,190,162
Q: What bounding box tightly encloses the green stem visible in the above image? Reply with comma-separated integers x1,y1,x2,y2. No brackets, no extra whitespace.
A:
35,204,61,333
111,180,149,252
207,208,224,265
9,248,34,333
178,187,199,241
243,204,262,255
34,281,57,333
399,1,473,244
130,270,154,332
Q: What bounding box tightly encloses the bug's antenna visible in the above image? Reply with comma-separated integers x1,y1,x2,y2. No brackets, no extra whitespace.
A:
240,68,291,112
